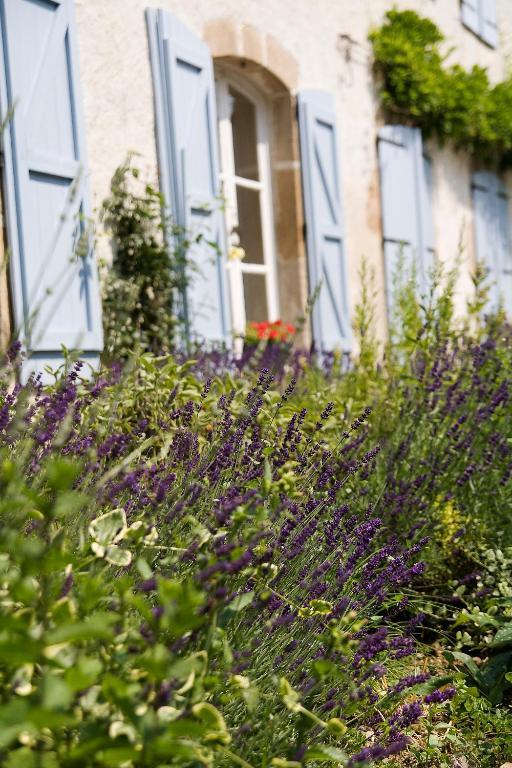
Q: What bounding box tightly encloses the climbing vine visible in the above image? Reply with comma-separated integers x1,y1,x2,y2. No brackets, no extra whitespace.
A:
100,157,186,361
370,9,512,167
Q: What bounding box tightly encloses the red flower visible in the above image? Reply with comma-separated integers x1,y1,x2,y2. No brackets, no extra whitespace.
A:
244,318,296,343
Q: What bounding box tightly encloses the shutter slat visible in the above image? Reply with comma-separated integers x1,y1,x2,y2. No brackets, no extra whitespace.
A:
0,0,103,376
298,90,350,351
146,9,230,344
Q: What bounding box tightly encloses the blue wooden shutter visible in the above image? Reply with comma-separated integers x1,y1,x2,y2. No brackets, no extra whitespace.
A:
472,171,511,312
422,151,436,279
297,90,350,351
0,0,103,375
472,173,499,308
377,125,434,310
496,186,512,315
146,9,230,344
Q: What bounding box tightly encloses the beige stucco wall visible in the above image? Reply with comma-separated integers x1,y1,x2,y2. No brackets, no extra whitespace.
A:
74,0,512,342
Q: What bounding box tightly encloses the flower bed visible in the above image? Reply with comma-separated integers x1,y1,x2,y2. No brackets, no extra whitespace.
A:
0,279,511,766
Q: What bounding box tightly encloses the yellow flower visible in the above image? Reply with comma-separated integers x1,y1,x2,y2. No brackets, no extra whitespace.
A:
433,497,467,552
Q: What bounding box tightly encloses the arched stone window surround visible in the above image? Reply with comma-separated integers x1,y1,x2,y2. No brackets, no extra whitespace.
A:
204,19,309,341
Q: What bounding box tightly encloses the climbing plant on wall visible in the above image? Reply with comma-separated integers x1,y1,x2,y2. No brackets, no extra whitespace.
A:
100,157,186,360
370,9,512,167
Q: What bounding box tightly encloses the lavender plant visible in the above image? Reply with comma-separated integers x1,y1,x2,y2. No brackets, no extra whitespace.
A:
1,261,510,767
0,348,443,767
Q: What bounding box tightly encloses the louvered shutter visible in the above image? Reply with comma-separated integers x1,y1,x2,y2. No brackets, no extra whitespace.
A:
472,172,512,312
146,9,230,344
0,0,103,376
298,90,350,351
377,125,434,310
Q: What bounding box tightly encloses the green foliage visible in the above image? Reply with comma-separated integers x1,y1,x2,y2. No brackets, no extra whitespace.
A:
100,156,184,360
0,350,438,766
1,257,512,766
405,676,512,768
370,9,512,166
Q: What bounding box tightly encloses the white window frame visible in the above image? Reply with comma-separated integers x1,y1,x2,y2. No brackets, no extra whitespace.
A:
215,70,279,339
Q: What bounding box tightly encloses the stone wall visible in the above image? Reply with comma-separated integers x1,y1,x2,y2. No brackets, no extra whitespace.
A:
74,0,512,341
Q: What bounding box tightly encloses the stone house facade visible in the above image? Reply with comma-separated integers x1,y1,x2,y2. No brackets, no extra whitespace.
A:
1,0,511,374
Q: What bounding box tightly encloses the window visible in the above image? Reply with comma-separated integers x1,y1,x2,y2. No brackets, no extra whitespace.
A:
461,0,498,47
216,73,279,338
472,172,512,314
148,10,348,351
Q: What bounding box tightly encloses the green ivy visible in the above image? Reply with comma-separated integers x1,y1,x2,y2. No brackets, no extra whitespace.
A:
370,9,512,167
100,156,186,361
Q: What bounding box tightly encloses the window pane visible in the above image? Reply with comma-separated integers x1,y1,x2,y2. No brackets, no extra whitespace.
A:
236,185,264,264
230,86,259,180
243,273,269,323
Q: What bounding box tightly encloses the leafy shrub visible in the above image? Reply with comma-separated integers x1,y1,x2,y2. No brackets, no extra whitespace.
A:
0,344,450,767
1,259,511,766
370,9,512,166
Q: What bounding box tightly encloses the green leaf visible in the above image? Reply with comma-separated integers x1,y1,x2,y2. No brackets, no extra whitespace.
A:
65,656,103,691
89,508,127,546
4,748,37,768
263,458,272,493
242,684,260,713
42,675,73,710
168,652,207,681
101,673,140,703
490,622,512,649
478,651,512,704
45,612,119,645
104,545,132,567
191,701,229,738
311,659,337,679
305,744,348,762
326,718,347,736
279,677,302,713
444,650,480,678
151,732,209,760
45,459,81,492
66,737,113,761
139,644,172,679
226,591,255,613
0,719,30,751
0,639,41,665
96,747,140,766
414,674,454,695
53,491,89,519
136,557,153,579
